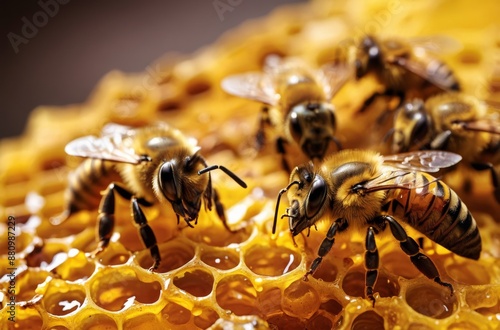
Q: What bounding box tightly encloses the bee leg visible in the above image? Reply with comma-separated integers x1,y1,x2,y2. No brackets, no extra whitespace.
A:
276,137,291,172
383,215,453,295
213,188,237,233
365,227,379,307
131,197,160,272
93,184,117,257
304,220,342,280
93,183,159,271
256,106,271,150
470,162,500,203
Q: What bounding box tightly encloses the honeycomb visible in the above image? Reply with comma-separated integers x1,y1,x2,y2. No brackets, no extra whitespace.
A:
1,0,500,329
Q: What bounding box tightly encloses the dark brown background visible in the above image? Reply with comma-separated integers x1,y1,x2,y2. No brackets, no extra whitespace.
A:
0,0,305,139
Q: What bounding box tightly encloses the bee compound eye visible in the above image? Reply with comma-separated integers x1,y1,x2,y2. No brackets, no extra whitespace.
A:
289,110,303,144
305,177,327,219
159,162,180,201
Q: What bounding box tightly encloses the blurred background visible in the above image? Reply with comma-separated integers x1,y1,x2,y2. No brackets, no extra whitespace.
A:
0,0,305,139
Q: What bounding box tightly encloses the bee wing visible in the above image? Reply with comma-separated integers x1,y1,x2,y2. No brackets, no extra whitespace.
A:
362,170,423,192
408,35,462,54
395,57,458,91
382,151,462,173
318,62,353,100
456,119,500,134
221,73,279,106
100,123,136,137
65,130,142,164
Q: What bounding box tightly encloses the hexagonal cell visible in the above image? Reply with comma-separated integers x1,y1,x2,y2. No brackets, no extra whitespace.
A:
119,218,173,253
25,241,68,268
93,242,131,267
78,314,118,330
89,267,162,312
215,275,258,316
136,238,195,273
14,269,52,302
42,281,86,316
341,267,400,300
282,280,320,319
200,247,240,270
123,313,162,329
445,261,490,285
244,244,301,276
161,301,192,326
173,268,214,297
257,287,282,318
184,223,252,247
54,249,95,281
11,314,43,330
311,258,338,282
381,250,421,279
193,307,219,329
351,311,385,330
266,313,306,330
320,299,343,316
405,283,457,319
306,312,335,330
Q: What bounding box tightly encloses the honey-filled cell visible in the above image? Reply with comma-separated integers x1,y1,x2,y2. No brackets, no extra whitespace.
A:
173,268,215,297
200,247,240,270
244,244,301,276
135,238,195,273
405,283,458,319
88,267,162,312
215,275,258,316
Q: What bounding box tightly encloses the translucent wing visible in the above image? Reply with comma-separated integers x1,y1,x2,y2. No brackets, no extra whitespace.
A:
362,169,425,193
395,57,459,91
409,35,462,54
318,62,353,100
382,151,462,172
100,123,136,137
65,124,142,164
221,73,279,106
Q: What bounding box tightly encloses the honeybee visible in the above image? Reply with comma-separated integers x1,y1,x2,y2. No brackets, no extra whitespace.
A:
390,92,500,202
221,55,350,171
51,123,247,270
274,149,480,305
349,35,461,113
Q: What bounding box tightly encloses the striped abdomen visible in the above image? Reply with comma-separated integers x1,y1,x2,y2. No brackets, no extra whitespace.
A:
383,172,481,260
64,159,121,215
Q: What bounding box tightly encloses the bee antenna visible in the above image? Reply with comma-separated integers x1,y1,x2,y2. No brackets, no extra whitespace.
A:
273,181,300,234
198,165,247,188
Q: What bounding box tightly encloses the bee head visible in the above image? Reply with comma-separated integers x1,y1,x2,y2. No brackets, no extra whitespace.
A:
157,153,207,222
355,35,380,79
273,164,328,236
288,102,339,160
392,99,431,153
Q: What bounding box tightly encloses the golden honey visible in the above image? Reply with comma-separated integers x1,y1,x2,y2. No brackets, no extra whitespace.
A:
1,0,500,329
